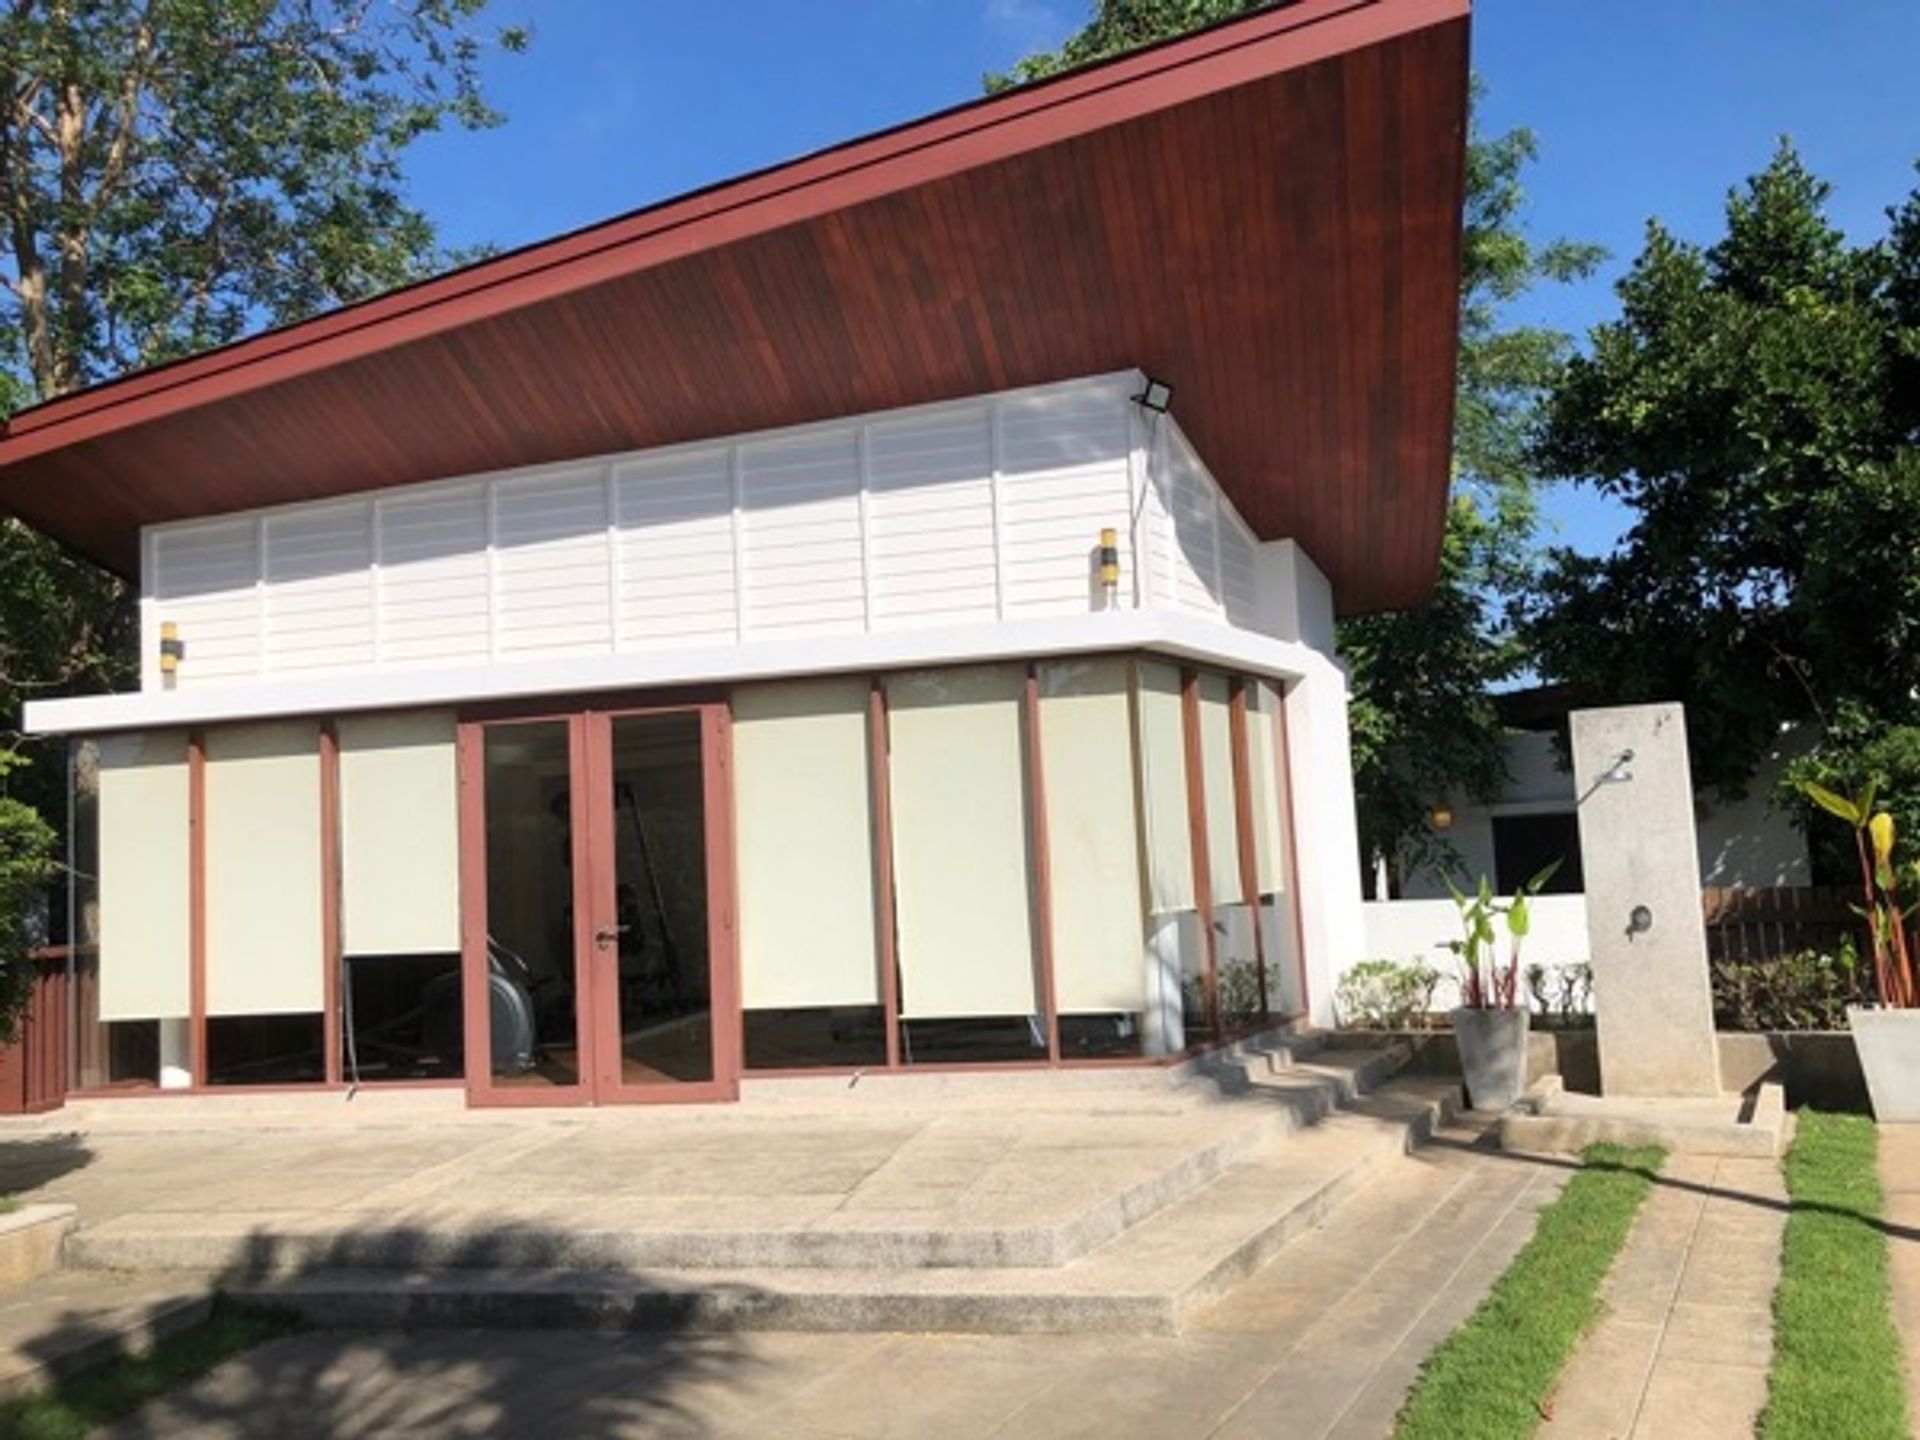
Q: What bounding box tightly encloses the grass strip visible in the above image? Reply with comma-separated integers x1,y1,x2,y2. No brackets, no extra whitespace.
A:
0,1299,302,1440
1761,1110,1909,1439
1393,1143,1665,1440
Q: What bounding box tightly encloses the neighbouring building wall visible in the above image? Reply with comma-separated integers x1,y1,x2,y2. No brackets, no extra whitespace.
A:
1395,730,1809,900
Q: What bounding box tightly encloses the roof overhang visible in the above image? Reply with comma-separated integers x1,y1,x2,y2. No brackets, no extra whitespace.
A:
0,0,1470,614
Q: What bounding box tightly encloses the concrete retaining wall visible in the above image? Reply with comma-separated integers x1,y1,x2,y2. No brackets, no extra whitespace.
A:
1352,1027,1867,1112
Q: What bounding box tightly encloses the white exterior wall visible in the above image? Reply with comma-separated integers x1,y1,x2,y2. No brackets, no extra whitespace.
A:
43,369,1377,1047
1254,540,1362,1029
139,373,1265,698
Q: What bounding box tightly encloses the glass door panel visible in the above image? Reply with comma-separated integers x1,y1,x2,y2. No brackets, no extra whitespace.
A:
602,712,714,1087
480,721,586,1090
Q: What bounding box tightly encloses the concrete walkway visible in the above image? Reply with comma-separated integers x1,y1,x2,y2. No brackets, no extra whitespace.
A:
1537,1155,1787,1440
1876,1124,1920,1426
96,1128,1567,1440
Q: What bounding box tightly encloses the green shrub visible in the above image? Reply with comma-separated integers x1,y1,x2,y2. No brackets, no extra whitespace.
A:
1524,961,1593,1029
1711,942,1865,1032
1335,958,1441,1029
0,753,58,1046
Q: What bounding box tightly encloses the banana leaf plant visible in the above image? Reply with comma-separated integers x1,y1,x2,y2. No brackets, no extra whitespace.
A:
1800,780,1918,1008
1445,861,1563,1010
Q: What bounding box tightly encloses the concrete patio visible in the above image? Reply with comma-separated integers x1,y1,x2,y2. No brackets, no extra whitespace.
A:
90,1122,1569,1440
0,1035,1486,1339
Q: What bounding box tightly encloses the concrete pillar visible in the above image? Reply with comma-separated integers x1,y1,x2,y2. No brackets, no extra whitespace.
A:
1141,913,1186,1056
158,1017,192,1089
1570,703,1721,1097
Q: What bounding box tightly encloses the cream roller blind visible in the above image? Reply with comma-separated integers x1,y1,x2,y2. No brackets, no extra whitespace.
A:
97,731,191,1021
887,664,1036,1020
1133,661,1193,915
733,677,879,1009
339,710,460,955
1039,658,1147,1015
1198,672,1243,905
1247,680,1285,893
204,721,323,1016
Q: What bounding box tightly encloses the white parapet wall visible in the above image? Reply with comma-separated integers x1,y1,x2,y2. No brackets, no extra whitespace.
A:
1354,894,1593,1016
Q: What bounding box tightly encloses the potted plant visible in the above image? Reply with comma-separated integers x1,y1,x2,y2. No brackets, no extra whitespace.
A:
1802,781,1920,1119
1445,863,1559,1111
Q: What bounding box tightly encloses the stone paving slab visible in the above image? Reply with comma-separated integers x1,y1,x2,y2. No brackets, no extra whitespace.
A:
0,1269,211,1399
97,1127,1569,1440
1537,1153,1787,1439
1877,1123,1920,1427
7,1049,1403,1280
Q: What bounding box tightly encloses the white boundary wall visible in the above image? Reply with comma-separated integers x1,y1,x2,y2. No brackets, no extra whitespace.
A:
1355,895,1592,1014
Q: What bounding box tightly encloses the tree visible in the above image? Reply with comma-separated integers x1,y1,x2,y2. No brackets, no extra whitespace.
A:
0,0,527,1017
994,5,1599,886
1523,145,1920,859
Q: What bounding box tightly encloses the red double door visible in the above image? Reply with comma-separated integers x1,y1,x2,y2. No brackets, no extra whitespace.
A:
457,698,739,1105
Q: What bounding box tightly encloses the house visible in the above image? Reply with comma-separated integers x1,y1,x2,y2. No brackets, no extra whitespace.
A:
1358,684,1812,1012
0,0,1471,1108
1387,685,1811,902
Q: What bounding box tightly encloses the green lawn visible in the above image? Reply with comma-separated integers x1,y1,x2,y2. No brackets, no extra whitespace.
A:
1393,1144,1665,1440
0,1301,301,1440
1760,1110,1909,1440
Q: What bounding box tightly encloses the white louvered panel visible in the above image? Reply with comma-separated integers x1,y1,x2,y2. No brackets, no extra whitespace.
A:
1168,440,1223,616
376,483,489,668
738,429,864,636
1219,514,1259,627
151,520,262,686
867,408,997,629
1141,427,1181,611
1000,463,1134,615
263,501,374,677
492,465,613,658
997,388,1134,617
614,447,737,648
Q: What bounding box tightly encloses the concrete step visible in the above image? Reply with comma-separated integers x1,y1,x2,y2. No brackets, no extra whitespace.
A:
66,1044,1417,1279
0,1269,211,1399
222,1076,1460,1337
1499,1079,1788,1159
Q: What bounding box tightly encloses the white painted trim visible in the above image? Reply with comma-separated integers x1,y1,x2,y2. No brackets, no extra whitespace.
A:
729,445,748,642
24,611,1333,735
855,424,877,631
1125,405,1150,611
604,464,623,653
988,399,1010,620
369,497,387,671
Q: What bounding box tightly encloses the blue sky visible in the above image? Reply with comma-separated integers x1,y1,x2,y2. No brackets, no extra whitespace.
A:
406,0,1920,562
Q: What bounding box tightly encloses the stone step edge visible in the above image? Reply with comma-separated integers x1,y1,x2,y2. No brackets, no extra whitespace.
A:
66,1047,1416,1280
0,1289,212,1401
218,1082,1458,1339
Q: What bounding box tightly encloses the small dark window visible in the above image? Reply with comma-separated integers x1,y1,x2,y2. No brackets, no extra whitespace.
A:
1491,812,1583,895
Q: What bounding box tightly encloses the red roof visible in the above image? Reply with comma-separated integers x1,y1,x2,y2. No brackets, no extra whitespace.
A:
0,0,1470,613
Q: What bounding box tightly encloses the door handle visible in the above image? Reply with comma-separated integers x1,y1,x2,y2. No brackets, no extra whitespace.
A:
593,924,629,950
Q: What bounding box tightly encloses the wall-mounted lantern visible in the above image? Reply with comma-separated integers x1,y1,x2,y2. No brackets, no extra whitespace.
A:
1431,804,1454,831
158,621,185,686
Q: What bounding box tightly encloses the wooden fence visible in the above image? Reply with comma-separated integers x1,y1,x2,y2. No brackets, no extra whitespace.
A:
1701,886,1861,966
0,949,69,1115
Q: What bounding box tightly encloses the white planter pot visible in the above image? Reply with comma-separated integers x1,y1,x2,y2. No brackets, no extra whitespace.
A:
1451,1006,1531,1113
1847,1006,1920,1121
